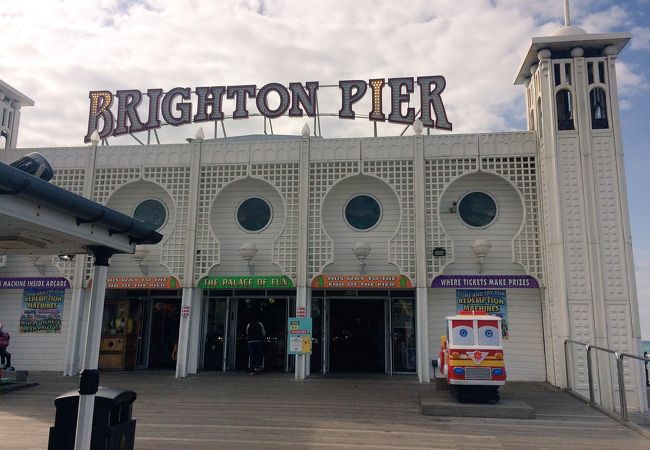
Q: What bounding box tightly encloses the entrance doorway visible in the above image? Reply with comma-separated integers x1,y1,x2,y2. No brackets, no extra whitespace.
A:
234,298,287,371
311,290,416,375
329,299,385,372
201,290,295,372
100,290,182,370
148,299,181,369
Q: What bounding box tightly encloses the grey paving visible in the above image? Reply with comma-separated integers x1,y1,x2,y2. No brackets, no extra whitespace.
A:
1,371,649,449
421,395,536,419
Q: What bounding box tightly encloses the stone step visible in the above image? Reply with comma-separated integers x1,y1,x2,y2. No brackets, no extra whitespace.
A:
421,392,536,419
1,370,28,382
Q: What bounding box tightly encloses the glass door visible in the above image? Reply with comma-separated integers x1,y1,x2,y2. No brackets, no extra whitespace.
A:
323,297,330,373
226,298,238,371
310,297,323,373
328,298,386,373
148,298,181,369
391,298,416,373
385,297,391,374
202,297,228,371
134,298,152,370
286,297,295,372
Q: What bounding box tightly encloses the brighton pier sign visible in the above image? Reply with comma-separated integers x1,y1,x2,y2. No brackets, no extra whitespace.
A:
85,76,452,142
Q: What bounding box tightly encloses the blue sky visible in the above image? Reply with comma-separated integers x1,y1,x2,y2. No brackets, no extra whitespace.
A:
1,0,649,336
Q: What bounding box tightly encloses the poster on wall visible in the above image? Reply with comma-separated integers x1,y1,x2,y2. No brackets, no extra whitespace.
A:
456,289,508,338
19,289,64,333
287,317,312,355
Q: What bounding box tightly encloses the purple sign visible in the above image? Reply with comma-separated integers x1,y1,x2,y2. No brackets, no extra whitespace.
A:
20,288,64,333
431,275,539,289
0,277,71,289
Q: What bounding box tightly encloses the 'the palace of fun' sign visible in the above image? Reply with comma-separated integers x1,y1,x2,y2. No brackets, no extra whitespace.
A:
85,76,452,142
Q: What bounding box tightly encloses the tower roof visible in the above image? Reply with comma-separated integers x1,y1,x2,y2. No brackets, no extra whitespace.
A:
514,31,630,85
0,79,34,107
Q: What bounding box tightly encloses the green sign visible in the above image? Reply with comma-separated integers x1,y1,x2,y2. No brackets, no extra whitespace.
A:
198,275,295,289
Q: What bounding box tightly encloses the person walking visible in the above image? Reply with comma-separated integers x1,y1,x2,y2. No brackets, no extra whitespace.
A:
246,315,266,375
0,322,13,371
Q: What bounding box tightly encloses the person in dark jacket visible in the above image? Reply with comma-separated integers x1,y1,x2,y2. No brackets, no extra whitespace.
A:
246,315,266,374
0,322,12,370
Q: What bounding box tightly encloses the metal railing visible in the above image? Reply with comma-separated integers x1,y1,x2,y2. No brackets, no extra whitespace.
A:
565,339,649,421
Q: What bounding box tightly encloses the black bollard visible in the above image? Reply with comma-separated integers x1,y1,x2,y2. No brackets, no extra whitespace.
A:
645,352,649,387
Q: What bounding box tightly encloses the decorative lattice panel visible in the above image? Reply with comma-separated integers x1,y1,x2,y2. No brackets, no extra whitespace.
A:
481,156,543,280
251,163,300,279
195,164,248,280
51,256,75,283
364,160,415,281
92,168,142,204
51,169,85,195
50,169,86,280
144,167,191,280
308,161,359,277
425,158,478,275
82,167,143,282
83,255,95,286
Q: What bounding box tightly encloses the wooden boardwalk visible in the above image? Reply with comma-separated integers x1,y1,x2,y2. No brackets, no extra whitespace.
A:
1,371,649,449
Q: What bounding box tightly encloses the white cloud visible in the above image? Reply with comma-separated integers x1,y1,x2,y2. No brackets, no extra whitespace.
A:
2,0,644,148
631,26,650,50
616,62,648,95
578,5,629,33
1,0,552,147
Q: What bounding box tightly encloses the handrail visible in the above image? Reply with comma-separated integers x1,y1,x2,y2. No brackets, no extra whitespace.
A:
618,352,650,421
564,339,589,402
564,339,650,422
587,344,618,407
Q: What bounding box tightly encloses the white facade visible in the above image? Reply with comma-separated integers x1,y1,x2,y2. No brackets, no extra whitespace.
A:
0,80,34,149
0,24,645,411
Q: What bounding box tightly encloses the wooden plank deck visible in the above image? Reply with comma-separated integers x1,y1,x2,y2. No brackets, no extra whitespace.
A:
1,371,649,449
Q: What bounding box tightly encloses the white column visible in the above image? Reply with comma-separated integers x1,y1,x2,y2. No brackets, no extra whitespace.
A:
74,250,111,450
413,134,430,383
175,287,193,378
187,288,203,374
537,51,572,389
9,102,21,149
294,132,311,380
305,289,312,377
573,49,614,411
176,141,203,378
295,286,308,380
66,143,98,375
608,51,647,412
63,264,86,376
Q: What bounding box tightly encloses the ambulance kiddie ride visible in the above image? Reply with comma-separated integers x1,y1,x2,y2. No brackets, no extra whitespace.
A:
438,311,506,402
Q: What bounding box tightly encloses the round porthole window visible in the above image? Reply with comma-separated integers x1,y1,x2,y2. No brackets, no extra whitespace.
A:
344,194,382,231
237,197,272,232
457,191,498,228
133,199,167,231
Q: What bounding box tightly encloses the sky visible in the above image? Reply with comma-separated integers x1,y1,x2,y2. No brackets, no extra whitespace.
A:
2,0,650,337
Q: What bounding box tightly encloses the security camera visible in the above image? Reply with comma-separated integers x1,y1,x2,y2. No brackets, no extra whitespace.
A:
10,152,54,182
